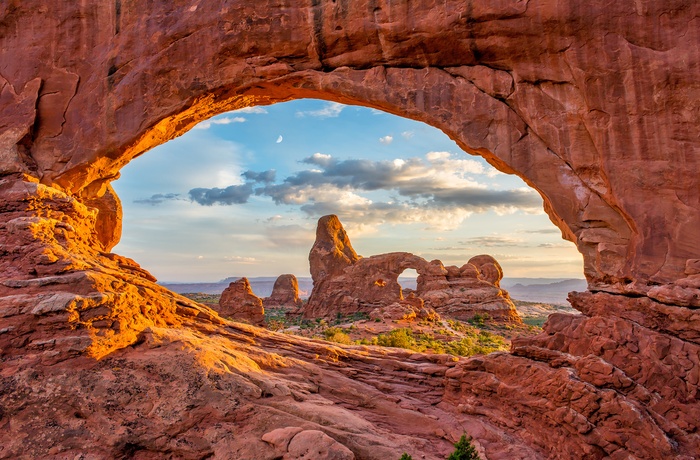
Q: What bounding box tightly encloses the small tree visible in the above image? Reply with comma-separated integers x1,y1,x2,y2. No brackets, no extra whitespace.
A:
447,434,480,460
399,454,413,460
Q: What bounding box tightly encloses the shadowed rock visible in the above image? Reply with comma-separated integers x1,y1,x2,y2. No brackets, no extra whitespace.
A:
264,274,303,309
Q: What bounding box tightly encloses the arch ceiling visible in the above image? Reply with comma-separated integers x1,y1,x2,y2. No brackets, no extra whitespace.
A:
2,0,697,301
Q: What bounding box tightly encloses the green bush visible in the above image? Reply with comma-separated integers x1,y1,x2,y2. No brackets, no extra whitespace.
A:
447,434,480,460
376,328,416,349
399,454,413,460
324,327,352,345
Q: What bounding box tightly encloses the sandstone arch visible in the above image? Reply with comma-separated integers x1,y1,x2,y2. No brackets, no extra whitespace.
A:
1,1,698,301
1,1,699,458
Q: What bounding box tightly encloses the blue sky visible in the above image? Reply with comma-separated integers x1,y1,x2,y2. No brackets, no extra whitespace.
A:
112,99,583,282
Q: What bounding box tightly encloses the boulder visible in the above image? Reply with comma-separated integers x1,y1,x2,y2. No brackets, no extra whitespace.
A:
218,277,265,326
264,274,303,309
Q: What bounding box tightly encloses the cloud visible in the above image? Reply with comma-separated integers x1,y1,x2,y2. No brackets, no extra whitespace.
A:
223,255,258,264
194,116,246,130
190,151,542,231
231,107,268,114
523,228,560,234
189,183,254,205
295,102,345,118
458,236,526,247
263,224,315,248
537,242,573,248
302,153,334,167
276,135,283,143
401,131,415,139
262,153,538,208
133,193,182,206
379,135,394,145
242,169,276,183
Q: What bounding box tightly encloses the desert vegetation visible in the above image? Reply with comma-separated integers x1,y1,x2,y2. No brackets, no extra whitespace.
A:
180,293,571,357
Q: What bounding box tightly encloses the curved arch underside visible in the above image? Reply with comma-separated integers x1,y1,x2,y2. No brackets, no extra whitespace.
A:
1,0,698,300
0,1,699,458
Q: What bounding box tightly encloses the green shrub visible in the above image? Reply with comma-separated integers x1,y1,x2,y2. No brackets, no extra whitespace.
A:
447,434,480,460
399,454,413,460
324,327,352,344
376,328,415,349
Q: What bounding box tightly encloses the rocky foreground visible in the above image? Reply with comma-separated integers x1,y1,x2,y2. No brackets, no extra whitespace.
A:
1,178,698,459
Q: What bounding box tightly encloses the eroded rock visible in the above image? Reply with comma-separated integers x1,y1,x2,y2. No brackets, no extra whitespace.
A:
305,215,520,322
218,277,265,326
0,1,698,459
264,274,303,309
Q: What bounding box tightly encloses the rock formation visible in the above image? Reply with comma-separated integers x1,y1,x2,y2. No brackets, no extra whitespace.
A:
218,277,265,326
305,215,520,322
263,274,303,309
0,1,699,459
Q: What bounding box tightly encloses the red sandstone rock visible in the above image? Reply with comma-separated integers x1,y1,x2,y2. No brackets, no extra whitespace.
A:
305,216,520,322
1,1,697,298
218,277,265,326
0,2,699,459
264,274,303,309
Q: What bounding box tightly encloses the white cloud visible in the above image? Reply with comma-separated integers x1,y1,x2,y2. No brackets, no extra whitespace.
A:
224,255,258,264
401,131,415,139
296,102,345,118
194,116,246,130
379,135,394,145
231,107,268,114
458,236,526,247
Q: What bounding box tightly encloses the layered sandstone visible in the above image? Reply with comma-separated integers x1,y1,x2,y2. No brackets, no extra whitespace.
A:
218,277,265,326
1,176,699,458
263,274,303,309
0,0,697,299
305,215,519,322
0,1,699,459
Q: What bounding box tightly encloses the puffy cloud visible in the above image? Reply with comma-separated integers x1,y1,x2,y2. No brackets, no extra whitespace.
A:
189,183,254,206
379,135,394,145
194,116,246,130
295,102,345,118
133,193,182,205
242,169,276,183
189,151,543,229
302,153,334,167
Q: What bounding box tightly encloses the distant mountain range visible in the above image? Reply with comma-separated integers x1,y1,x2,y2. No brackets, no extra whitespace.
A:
501,278,587,305
160,276,587,305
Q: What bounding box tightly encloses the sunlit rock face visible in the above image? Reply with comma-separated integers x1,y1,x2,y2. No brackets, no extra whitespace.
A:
0,1,699,459
305,215,520,322
218,277,265,326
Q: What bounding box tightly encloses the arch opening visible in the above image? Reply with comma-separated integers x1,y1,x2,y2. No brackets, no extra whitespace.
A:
111,99,583,289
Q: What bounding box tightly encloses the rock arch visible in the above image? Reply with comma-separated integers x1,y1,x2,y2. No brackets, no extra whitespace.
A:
1,1,697,301
1,1,699,458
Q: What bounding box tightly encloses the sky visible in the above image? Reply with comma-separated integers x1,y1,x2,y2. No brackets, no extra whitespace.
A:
112,99,584,282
